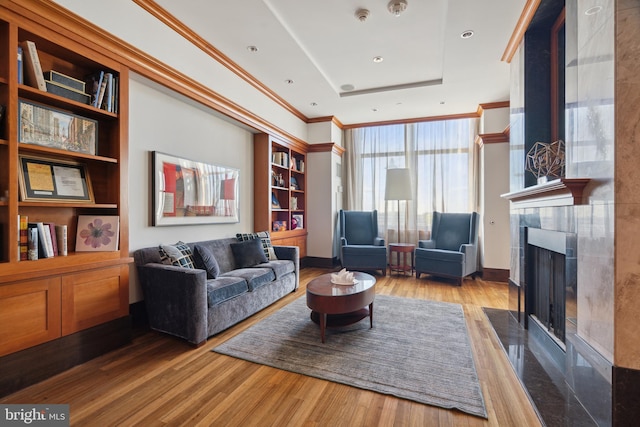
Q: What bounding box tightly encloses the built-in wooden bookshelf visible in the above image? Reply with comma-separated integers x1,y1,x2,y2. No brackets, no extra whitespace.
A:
0,1,131,378
254,133,308,257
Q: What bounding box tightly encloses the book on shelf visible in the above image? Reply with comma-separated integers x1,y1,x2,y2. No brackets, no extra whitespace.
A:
55,225,68,256
19,215,29,261
85,70,104,108
27,225,38,261
96,76,108,109
30,222,53,258
20,40,47,92
17,45,23,85
46,223,58,257
103,73,113,112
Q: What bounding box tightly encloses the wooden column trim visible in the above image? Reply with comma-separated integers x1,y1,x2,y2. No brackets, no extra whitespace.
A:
307,143,345,156
502,0,542,63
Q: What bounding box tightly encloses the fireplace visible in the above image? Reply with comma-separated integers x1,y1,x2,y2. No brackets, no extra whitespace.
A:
525,227,577,351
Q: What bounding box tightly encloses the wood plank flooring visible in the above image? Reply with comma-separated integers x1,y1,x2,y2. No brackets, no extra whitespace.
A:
1,268,542,426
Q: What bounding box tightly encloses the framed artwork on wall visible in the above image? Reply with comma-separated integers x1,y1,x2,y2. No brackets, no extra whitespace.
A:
152,151,240,226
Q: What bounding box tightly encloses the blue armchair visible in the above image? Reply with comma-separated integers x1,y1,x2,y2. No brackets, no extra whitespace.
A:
415,212,480,286
339,210,387,276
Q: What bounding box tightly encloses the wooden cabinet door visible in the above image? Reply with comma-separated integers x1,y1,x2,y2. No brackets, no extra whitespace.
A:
61,265,129,335
0,277,62,357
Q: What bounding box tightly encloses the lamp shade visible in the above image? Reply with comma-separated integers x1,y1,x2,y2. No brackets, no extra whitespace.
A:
385,168,413,201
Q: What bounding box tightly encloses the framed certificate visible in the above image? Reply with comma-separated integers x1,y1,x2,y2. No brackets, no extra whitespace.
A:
18,155,94,203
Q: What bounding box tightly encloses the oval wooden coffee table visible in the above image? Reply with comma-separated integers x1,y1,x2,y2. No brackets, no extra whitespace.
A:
306,272,376,343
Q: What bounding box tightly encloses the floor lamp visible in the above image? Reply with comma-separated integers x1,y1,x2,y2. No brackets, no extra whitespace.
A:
384,168,413,243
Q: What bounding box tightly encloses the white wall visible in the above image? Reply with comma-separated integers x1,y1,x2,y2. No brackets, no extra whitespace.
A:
481,143,511,270
128,74,254,301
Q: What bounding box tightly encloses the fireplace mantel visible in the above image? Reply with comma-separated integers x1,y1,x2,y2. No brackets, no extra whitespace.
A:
501,178,590,208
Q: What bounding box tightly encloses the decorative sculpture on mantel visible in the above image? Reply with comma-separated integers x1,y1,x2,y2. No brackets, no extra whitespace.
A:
525,140,565,183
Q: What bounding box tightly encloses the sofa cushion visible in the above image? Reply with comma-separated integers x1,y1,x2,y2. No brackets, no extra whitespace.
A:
193,244,221,279
230,238,268,268
236,231,277,260
254,260,295,280
221,267,275,291
159,241,195,269
206,276,249,307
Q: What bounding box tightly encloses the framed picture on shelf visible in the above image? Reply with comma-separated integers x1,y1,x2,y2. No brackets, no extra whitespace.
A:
152,151,240,226
18,100,98,155
272,220,287,232
76,215,119,252
18,154,94,203
292,214,304,230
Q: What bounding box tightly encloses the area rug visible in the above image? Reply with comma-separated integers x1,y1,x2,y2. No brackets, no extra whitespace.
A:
212,294,487,418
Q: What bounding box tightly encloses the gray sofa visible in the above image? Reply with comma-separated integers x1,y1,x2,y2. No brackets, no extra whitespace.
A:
133,237,299,346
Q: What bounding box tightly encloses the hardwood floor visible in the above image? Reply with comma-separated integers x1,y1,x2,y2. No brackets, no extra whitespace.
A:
1,268,542,426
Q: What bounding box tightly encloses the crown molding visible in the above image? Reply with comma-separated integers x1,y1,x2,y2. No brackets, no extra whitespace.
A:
342,112,480,130
132,0,308,123
502,0,541,63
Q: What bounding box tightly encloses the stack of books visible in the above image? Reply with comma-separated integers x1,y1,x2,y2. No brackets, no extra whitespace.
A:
18,214,67,260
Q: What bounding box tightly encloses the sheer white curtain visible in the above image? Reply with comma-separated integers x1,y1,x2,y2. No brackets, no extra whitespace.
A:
344,118,479,244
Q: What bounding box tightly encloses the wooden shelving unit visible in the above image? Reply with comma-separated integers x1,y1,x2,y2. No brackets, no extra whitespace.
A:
0,3,131,376
254,133,308,257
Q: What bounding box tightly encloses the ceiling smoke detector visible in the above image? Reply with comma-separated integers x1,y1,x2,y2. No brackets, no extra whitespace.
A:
388,0,408,17
355,8,370,22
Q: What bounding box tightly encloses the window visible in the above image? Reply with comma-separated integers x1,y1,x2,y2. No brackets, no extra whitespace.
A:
345,118,478,241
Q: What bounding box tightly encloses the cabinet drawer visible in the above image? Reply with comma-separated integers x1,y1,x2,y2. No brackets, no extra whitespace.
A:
0,277,62,357
62,265,129,335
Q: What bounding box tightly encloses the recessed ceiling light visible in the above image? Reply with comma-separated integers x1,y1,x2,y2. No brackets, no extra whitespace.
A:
373,56,384,63
285,79,294,84
310,102,318,107
372,108,378,112
341,84,355,91
460,30,474,39
585,6,602,15
247,45,259,53
440,101,445,104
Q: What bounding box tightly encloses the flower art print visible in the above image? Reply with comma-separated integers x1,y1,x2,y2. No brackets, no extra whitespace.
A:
75,215,120,252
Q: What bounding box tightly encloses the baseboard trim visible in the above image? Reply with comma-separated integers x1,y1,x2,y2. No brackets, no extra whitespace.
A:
0,316,131,398
304,256,339,269
482,268,510,282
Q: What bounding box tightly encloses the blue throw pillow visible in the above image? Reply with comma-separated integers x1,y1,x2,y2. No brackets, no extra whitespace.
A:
193,244,220,279
230,238,268,268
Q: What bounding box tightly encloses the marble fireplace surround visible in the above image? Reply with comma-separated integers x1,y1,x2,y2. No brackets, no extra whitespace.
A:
503,179,614,426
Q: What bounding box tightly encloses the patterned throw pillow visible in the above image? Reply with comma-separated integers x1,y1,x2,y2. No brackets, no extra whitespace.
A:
236,231,277,260
158,241,195,269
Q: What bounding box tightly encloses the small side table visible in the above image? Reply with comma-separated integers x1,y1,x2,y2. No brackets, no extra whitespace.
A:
388,243,416,276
